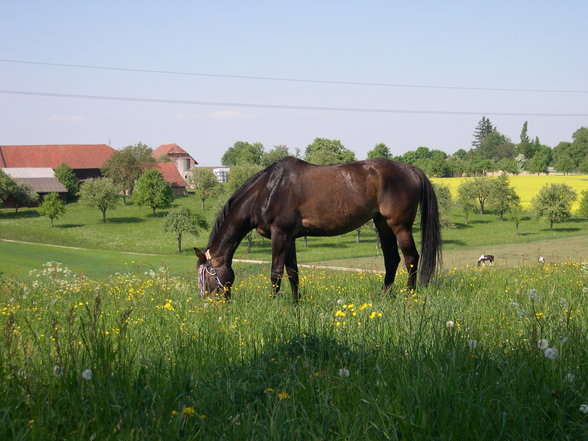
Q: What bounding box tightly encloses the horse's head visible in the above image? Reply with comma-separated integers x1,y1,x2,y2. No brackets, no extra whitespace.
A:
194,248,234,299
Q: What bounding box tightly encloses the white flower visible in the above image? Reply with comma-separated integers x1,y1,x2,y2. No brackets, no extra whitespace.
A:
580,404,588,414
446,320,455,328
336,298,344,306
53,365,63,377
338,368,350,378
81,369,93,380
564,373,575,383
544,348,559,360
537,339,549,350
528,289,539,300
468,339,478,349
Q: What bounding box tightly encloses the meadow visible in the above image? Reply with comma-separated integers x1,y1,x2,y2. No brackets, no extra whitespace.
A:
1,260,587,440
1,174,588,440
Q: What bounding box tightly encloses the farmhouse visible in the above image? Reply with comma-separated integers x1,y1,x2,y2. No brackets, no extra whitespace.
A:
156,162,189,195
0,144,116,180
152,143,198,182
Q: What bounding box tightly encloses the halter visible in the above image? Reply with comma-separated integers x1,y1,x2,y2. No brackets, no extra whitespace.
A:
198,254,226,296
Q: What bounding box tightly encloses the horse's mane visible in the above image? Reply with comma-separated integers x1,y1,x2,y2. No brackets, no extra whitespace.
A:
207,160,284,249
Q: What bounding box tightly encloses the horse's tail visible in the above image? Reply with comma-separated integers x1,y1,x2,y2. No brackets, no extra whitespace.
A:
418,173,442,285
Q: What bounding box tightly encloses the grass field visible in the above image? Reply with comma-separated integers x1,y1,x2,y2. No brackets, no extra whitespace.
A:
1,260,587,440
1,175,588,440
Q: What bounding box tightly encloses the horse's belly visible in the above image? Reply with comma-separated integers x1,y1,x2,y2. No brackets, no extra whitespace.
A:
300,212,372,236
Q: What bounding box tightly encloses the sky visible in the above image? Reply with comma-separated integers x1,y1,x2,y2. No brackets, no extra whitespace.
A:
1,1,587,166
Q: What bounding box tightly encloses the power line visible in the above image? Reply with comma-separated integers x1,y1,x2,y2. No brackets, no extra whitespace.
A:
1,89,587,117
1,58,587,94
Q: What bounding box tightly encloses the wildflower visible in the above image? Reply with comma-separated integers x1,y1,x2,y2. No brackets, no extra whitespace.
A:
336,298,344,305
338,368,350,378
446,320,455,328
544,348,559,360
468,339,478,349
564,373,575,383
528,289,539,300
277,392,291,400
580,404,588,414
537,339,549,350
183,407,196,417
264,388,275,394
81,369,92,380
53,365,63,377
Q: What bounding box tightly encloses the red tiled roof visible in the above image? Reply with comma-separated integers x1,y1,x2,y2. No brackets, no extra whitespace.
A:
0,144,116,169
156,162,187,188
152,144,198,164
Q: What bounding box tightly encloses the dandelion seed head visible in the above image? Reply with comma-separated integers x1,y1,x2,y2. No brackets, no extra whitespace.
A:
544,347,559,360
338,368,350,378
580,404,588,414
446,320,455,328
537,339,549,350
81,369,92,380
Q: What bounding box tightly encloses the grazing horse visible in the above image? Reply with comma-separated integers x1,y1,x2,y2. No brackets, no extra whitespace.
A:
477,254,494,266
195,157,442,301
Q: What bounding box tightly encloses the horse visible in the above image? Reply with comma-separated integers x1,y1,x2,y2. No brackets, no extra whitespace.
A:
195,157,442,301
477,254,494,266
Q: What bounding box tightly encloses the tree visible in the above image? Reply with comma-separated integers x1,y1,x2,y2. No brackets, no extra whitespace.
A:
367,143,392,159
526,145,552,175
38,193,66,226
133,169,174,215
304,138,356,165
0,169,13,207
161,207,209,253
456,183,476,224
101,142,156,203
458,178,494,214
577,190,588,220
531,183,577,230
489,174,520,220
506,202,525,233
54,163,79,201
432,183,453,228
78,177,121,223
477,131,509,160
11,182,38,212
261,145,291,167
517,121,534,159
472,116,495,149
188,168,221,210
221,141,264,166
227,162,263,193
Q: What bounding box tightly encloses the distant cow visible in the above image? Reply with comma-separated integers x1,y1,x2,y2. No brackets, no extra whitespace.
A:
478,254,494,266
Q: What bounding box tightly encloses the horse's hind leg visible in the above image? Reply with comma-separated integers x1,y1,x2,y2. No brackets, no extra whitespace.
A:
375,215,401,292
390,225,419,290
285,241,300,302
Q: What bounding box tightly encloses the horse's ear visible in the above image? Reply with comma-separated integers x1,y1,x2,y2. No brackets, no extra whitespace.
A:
194,248,207,264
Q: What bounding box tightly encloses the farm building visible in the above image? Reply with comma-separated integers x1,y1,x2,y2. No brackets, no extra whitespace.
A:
152,144,198,182
155,162,189,195
1,167,67,208
0,144,116,181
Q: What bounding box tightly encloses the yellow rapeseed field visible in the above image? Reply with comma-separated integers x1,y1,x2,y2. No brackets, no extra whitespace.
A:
433,174,588,209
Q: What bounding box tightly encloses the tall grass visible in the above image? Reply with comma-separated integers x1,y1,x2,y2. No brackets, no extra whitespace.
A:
1,261,587,440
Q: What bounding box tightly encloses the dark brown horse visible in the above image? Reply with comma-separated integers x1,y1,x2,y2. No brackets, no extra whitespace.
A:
195,157,441,301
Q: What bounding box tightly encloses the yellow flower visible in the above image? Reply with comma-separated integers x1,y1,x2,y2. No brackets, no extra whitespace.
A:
183,407,196,417
277,392,291,400
264,388,275,393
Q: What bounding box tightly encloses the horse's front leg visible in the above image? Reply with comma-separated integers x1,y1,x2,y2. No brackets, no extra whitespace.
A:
270,230,291,297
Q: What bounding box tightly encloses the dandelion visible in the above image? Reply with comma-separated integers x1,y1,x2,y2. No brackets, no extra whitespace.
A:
537,339,549,350
580,404,588,414
544,348,559,360
81,369,92,380
528,289,539,300
53,365,63,377
183,407,196,417
277,392,291,400
336,298,344,305
446,320,455,328
338,368,350,378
